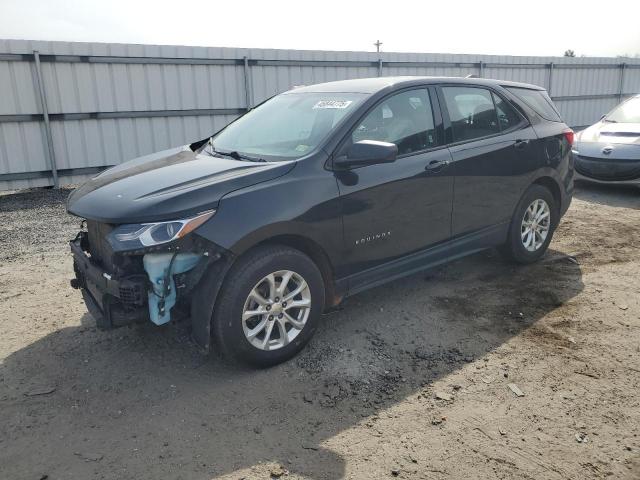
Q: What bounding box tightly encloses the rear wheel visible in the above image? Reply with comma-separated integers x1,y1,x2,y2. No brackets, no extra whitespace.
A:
500,184,558,264
212,245,325,367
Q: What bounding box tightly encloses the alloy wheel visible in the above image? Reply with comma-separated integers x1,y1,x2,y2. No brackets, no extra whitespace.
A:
521,198,551,252
241,270,311,351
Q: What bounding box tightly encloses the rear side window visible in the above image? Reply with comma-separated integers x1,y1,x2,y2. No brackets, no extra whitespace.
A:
352,88,439,156
442,87,500,142
492,92,523,131
506,87,562,122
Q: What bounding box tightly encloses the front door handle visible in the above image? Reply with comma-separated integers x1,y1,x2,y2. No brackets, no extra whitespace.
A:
425,159,450,173
514,139,530,150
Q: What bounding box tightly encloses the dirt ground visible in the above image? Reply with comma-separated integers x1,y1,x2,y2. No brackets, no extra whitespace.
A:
0,182,639,480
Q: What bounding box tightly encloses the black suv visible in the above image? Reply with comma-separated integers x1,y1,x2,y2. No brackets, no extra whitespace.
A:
68,76,574,366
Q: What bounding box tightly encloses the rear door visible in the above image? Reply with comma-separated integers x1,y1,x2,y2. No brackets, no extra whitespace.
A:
334,86,453,279
437,85,538,240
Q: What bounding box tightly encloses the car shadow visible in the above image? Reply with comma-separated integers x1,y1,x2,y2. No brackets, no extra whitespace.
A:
1,248,584,479
574,181,639,209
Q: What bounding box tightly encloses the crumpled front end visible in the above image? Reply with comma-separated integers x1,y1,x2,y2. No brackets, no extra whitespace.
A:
70,220,229,343
71,227,147,329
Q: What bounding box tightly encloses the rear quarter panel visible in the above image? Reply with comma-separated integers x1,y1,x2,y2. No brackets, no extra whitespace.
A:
529,120,574,214
501,87,574,215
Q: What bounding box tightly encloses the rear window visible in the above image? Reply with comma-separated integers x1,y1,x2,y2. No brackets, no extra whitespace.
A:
506,87,562,122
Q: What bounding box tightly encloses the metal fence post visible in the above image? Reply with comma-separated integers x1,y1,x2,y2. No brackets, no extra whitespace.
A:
478,61,484,78
548,62,554,95
378,58,383,77
618,63,626,102
33,50,59,188
243,56,253,109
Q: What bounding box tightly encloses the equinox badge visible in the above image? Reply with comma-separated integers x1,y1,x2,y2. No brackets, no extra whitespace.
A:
355,231,392,246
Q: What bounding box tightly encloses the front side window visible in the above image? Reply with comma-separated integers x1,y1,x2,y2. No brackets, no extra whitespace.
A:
605,96,640,123
212,92,368,160
442,86,500,142
351,88,439,156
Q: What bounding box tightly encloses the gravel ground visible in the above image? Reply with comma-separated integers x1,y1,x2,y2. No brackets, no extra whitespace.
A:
0,182,639,480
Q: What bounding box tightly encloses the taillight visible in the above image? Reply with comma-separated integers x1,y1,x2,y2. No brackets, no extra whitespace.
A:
563,128,575,146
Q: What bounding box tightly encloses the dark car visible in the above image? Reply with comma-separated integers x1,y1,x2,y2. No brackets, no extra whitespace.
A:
67,76,574,366
574,94,640,185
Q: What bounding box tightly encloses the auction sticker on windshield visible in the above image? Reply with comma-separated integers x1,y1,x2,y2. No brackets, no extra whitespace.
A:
313,100,353,109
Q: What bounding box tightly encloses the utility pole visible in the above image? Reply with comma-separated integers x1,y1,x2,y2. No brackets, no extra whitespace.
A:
374,40,383,53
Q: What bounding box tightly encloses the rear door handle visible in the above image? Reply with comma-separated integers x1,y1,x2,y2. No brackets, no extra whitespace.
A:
514,139,530,150
425,159,450,172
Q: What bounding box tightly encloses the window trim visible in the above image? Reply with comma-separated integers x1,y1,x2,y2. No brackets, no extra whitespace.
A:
436,84,529,148
329,85,446,170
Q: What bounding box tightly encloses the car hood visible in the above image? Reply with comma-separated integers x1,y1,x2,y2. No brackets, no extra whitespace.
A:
67,145,296,223
577,121,640,145
575,121,640,160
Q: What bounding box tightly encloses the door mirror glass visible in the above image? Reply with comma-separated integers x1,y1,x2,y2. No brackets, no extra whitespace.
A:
335,140,398,168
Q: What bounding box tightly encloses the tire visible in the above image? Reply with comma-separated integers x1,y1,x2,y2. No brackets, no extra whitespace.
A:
499,184,558,264
212,245,325,367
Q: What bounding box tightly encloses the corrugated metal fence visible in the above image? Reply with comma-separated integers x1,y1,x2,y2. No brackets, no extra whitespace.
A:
1,39,639,191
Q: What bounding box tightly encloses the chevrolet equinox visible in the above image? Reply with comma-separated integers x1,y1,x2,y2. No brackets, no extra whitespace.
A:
68,76,574,366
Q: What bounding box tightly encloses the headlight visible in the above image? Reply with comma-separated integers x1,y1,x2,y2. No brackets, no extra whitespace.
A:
107,210,216,251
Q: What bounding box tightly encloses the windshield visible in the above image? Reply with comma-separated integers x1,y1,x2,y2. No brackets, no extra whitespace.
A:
606,97,640,123
210,92,367,160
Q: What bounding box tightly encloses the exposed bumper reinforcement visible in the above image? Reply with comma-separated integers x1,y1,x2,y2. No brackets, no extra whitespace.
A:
70,235,148,329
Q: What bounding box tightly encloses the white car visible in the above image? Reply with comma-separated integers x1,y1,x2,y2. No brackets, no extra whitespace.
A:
574,94,640,186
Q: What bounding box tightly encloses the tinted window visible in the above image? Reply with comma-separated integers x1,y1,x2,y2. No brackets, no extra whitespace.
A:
352,89,439,156
506,87,562,122
442,87,500,142
492,92,523,131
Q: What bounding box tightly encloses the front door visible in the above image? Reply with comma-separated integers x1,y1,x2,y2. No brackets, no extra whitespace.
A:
334,87,454,281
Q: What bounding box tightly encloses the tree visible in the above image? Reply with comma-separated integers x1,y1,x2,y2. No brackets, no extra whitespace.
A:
564,49,576,57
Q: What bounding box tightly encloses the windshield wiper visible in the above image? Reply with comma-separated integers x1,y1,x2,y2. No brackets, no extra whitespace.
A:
210,147,266,163
212,149,242,160
603,118,617,123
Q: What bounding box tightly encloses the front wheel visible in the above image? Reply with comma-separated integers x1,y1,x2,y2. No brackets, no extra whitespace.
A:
212,245,325,367
500,184,558,264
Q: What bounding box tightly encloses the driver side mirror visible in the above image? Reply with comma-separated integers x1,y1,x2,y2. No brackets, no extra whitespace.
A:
334,140,398,169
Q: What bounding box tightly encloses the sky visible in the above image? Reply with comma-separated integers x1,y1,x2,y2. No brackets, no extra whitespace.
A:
1,0,639,58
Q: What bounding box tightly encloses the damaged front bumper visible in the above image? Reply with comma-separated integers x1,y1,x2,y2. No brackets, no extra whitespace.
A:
70,231,227,347
70,234,148,329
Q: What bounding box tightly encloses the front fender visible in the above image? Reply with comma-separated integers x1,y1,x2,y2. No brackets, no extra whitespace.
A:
195,157,344,267
190,252,234,350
